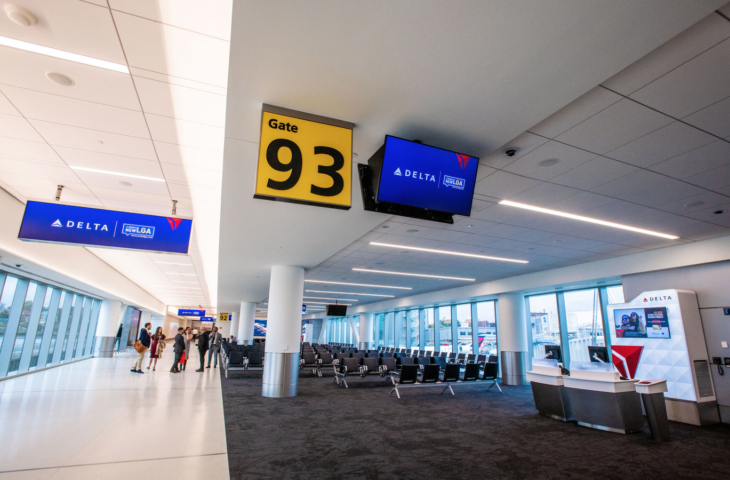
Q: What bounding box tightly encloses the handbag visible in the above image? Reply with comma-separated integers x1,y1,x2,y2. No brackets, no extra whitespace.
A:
134,340,147,353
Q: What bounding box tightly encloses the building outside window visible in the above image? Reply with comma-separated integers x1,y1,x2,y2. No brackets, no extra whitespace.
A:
455,304,472,353
606,285,625,304
8,281,38,374
407,310,419,350
30,287,54,368
563,289,604,363
0,275,19,351
529,294,561,360
437,306,452,353
423,308,435,352
385,312,394,347
476,301,497,356
394,311,406,349
375,313,385,347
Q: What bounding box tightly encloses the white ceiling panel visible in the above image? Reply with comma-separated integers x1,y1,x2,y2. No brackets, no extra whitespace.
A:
510,182,581,206
473,171,542,200
629,37,730,118
29,120,158,160
74,170,168,195
129,68,227,96
109,0,233,41
166,181,221,201
601,13,730,95
0,156,79,182
145,114,224,151
57,193,103,206
0,93,20,116
684,96,730,138
133,76,227,128
0,136,62,164
154,142,223,171
551,157,639,190
661,190,730,214
159,163,222,188
0,113,44,142
591,169,673,199
113,11,230,87
86,185,170,206
0,0,126,63
626,179,708,209
54,146,164,178
686,164,730,190
529,87,622,138
555,99,673,154
0,173,90,196
605,121,717,168
1,86,150,138
649,140,730,179
0,46,139,110
503,140,597,181
479,132,548,170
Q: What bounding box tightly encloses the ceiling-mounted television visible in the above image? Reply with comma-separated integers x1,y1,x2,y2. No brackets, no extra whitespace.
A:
359,136,479,224
326,304,347,316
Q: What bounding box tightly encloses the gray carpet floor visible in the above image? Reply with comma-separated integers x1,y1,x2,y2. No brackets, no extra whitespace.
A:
220,369,730,480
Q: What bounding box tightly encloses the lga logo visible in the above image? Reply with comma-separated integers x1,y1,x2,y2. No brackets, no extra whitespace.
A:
51,219,109,231
393,168,436,182
443,175,465,190
122,224,155,239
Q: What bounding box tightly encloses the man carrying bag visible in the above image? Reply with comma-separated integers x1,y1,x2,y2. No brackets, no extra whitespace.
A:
131,322,151,374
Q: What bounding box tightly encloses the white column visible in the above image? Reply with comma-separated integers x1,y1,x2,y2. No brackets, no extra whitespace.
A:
239,302,257,345
141,311,152,330
229,312,239,341
95,299,122,358
497,292,528,385
262,266,304,398
359,312,373,350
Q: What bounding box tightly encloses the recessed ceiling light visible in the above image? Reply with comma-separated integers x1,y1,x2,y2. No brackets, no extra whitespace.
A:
406,229,419,233
45,72,74,86
381,225,390,229
352,268,475,281
684,201,705,209
303,296,358,301
304,280,411,290
306,290,395,298
70,166,164,182
119,181,133,187
369,242,528,264
303,301,352,305
499,200,679,240
714,210,727,215
0,36,129,73
4,4,36,26
539,158,560,168
467,225,473,228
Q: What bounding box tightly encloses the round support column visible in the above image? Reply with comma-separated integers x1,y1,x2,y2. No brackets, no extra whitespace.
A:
262,266,304,398
358,312,373,350
238,302,256,345
498,292,528,386
229,312,239,341
94,300,122,358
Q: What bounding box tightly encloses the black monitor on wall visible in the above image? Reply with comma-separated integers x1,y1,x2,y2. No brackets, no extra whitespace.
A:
588,346,609,363
544,344,562,363
326,304,347,316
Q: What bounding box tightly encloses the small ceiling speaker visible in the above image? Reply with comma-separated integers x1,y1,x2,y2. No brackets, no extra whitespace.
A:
5,4,37,26
45,72,75,86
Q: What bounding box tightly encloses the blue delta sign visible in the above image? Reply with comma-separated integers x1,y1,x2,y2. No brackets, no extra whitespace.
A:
178,309,205,317
200,316,215,322
18,200,193,254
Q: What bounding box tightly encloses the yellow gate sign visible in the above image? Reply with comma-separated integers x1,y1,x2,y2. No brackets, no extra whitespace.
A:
254,104,353,209
218,313,229,322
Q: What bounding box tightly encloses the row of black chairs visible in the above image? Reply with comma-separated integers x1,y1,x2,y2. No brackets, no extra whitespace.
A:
389,363,501,398
222,342,265,377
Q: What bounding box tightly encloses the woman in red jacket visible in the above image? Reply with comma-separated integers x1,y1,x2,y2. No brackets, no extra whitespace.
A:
147,327,166,371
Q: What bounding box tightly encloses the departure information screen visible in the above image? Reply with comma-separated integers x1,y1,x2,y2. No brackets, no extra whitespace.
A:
376,136,478,216
18,200,193,254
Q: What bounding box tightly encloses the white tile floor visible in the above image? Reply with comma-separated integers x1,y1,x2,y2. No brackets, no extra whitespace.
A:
0,346,229,479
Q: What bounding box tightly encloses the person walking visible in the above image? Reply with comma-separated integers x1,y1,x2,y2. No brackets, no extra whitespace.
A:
147,327,166,371
196,328,210,372
182,327,192,371
207,327,222,368
131,322,151,374
170,327,185,373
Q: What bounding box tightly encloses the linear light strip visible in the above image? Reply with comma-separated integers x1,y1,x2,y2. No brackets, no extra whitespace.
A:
155,262,193,266
369,242,528,264
499,200,679,240
352,268,475,281
0,36,130,73
304,280,411,290
303,301,352,305
303,296,358,301
305,289,395,298
70,166,165,182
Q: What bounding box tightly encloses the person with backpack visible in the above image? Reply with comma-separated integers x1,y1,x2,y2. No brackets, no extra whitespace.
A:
131,322,151,374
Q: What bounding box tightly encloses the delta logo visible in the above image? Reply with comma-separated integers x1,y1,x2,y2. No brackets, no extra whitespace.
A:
643,296,672,302
122,224,155,239
51,219,109,231
456,153,471,170
393,168,436,182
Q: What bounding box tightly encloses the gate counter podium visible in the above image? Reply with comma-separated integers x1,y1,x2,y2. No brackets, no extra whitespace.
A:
564,362,643,434
527,358,573,421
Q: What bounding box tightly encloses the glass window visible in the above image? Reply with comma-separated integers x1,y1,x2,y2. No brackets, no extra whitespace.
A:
60,295,77,360
0,276,19,351
71,297,87,358
455,304,472,354
385,312,394,347
529,294,561,360
606,285,625,304
376,314,385,347
8,282,38,374
394,311,406,349
47,291,67,364
407,310,419,350
423,308,434,352
476,301,497,356
564,289,605,364
437,306,452,353
30,287,54,368
353,316,360,344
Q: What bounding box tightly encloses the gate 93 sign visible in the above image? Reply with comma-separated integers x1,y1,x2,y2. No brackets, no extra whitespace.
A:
254,105,353,210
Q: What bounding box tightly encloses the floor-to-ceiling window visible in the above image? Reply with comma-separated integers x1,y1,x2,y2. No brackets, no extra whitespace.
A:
29,287,54,369
375,313,385,347
407,310,419,350
8,281,38,374
423,308,435,352
475,301,497,357
564,289,605,363
455,304,472,353
606,285,625,304
384,312,394,348
437,306,451,353
0,275,19,352
528,294,561,361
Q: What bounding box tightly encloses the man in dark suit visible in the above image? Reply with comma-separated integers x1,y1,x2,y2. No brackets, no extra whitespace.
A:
131,322,151,374
196,328,210,372
170,327,185,373
207,327,222,369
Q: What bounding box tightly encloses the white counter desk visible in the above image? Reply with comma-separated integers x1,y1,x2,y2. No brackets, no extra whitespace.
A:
526,359,573,422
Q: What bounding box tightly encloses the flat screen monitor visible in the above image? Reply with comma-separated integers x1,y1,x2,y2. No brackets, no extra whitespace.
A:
614,307,670,339
376,136,478,216
588,346,609,363
326,304,347,316
544,344,562,363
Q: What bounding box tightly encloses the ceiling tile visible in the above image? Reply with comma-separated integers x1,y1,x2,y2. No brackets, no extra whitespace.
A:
479,132,548,170
529,86,622,138
54,146,164,178
473,170,542,200
605,121,717,168
88,185,170,206
1,86,150,138
510,182,581,206
684,96,730,138
555,99,673,154
626,179,707,209
649,140,730,179
686,164,730,190
602,13,730,95
0,156,79,182
0,114,44,142
29,120,157,160
160,163,222,188
0,93,20,116
154,142,223,171
503,140,596,181
629,37,730,118
590,167,668,198
0,136,62,164
0,173,91,197
74,169,168,195
167,181,221,201
551,157,639,189
145,114,225,151
133,76,227,128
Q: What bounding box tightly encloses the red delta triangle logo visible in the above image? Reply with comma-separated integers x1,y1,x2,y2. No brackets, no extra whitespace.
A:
643,298,648,302
611,345,644,379
167,217,183,231
456,153,470,170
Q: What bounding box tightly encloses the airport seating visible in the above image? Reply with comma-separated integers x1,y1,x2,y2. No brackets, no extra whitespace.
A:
351,352,365,361
480,363,502,392
379,357,397,376
416,356,432,369
475,354,487,366
300,352,320,375
460,363,480,381
439,351,447,358
448,352,456,362
466,354,476,364
417,350,425,356
456,353,466,364
317,352,335,376
432,356,447,370
397,356,415,370
361,356,380,376
488,355,498,363
425,350,432,357
334,357,362,388
224,351,246,378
